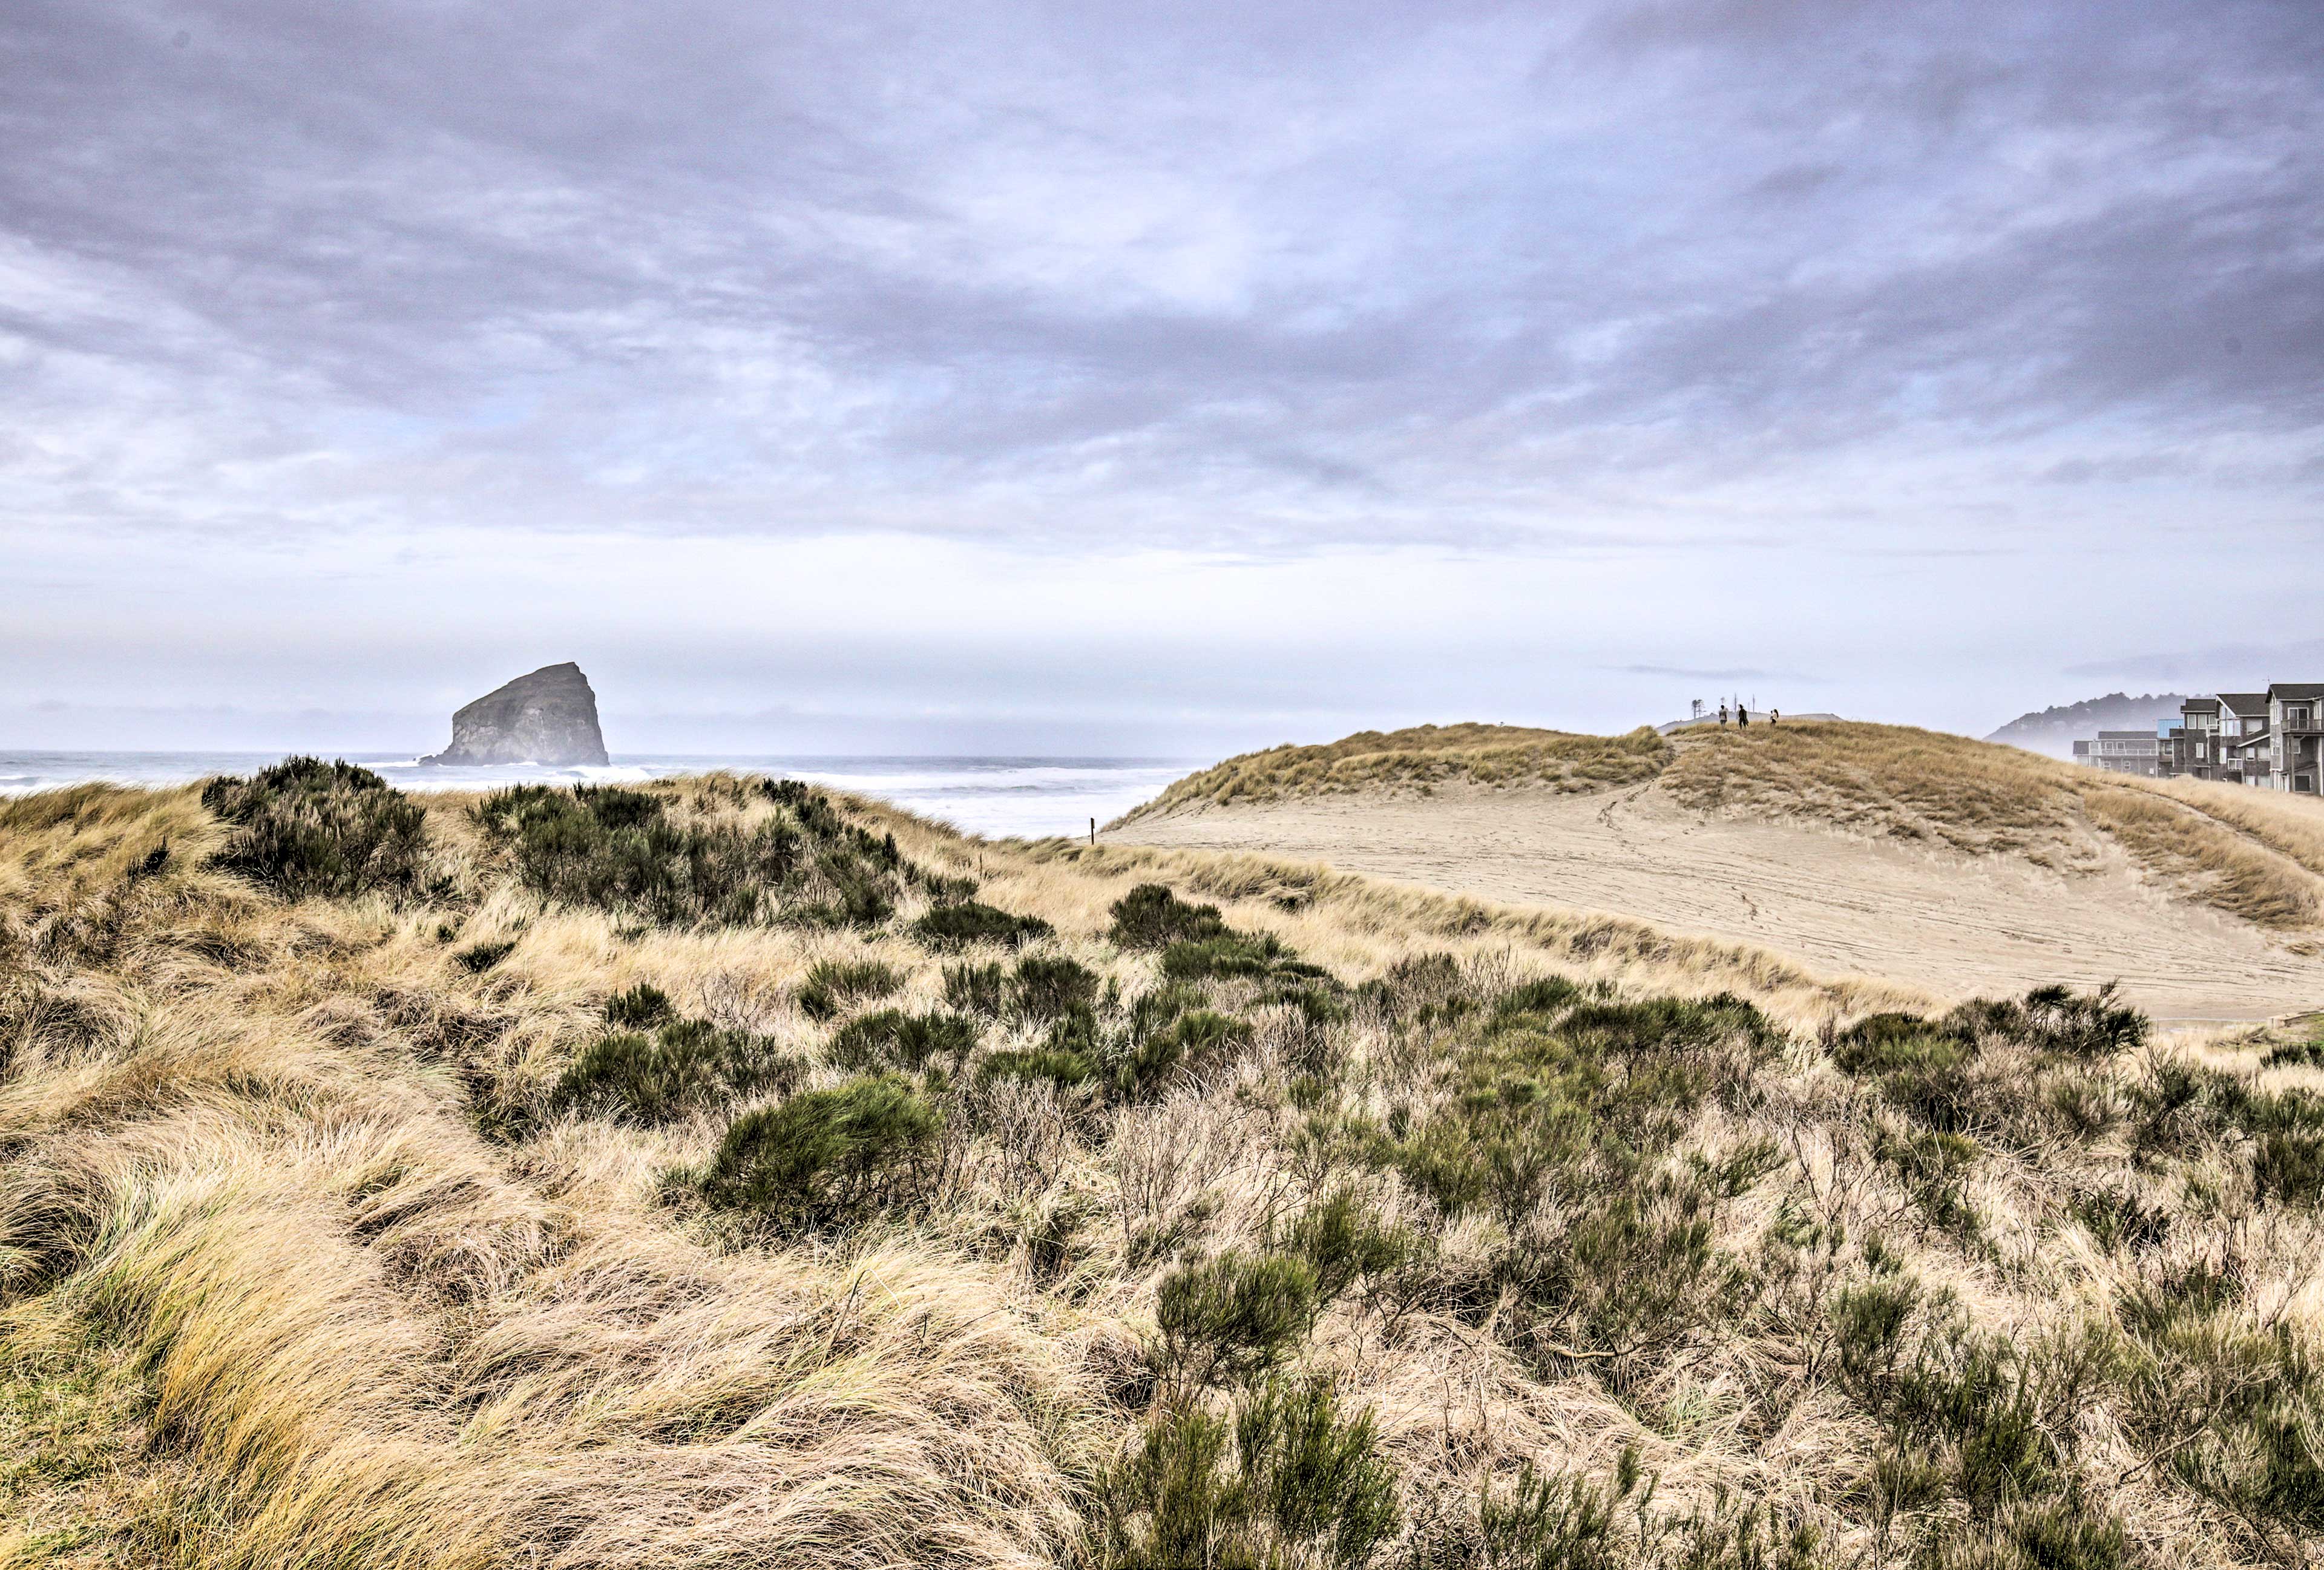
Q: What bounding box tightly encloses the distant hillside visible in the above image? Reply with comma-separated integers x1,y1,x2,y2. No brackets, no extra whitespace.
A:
1985,691,2191,758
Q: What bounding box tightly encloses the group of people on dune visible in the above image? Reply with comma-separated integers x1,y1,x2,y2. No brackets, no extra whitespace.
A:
1718,702,1777,726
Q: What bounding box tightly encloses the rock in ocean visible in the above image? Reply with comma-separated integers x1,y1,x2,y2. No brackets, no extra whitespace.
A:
421,662,611,767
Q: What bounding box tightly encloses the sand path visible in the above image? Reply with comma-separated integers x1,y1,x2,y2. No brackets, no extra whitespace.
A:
1119,784,2323,1022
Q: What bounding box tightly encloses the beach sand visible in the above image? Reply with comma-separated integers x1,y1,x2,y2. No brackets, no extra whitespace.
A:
1120,779,2323,1022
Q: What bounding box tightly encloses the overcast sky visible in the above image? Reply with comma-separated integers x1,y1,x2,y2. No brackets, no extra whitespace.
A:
4,0,2319,756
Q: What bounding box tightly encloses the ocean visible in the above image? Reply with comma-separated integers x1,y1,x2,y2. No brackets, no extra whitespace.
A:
0,751,1202,841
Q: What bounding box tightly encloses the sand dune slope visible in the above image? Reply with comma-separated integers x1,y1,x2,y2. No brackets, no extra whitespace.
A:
1120,778,2321,1022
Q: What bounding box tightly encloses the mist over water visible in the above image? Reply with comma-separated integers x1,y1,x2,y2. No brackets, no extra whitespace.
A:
0,752,1199,841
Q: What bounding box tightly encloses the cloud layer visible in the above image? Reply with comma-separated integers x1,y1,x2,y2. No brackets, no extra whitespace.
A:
3,0,2320,747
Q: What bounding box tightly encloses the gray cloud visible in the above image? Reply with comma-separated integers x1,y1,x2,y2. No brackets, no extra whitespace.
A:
4,0,2323,752
4,0,2319,554
2066,638,2324,685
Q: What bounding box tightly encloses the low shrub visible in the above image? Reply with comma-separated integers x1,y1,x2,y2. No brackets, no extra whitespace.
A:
453,939,516,973
1833,1276,1923,1406
695,1073,942,1229
552,1017,801,1124
1353,951,1471,1030
911,900,1054,950
795,957,903,1020
979,1046,1098,1091
1098,1378,1398,1570
942,961,1009,1017
604,982,675,1028
1939,984,2147,1058
825,1007,980,1073
1155,1250,1319,1388
474,779,925,929
1283,1189,1422,1304
1466,1454,1644,1570
1161,932,1328,984
202,757,430,899
1108,884,1232,950
1011,954,1101,1023
2069,1184,2171,1253
1114,1008,1253,1101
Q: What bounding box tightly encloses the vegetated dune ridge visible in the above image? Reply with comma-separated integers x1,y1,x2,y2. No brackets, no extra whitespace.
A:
11,767,2324,1568
1116,720,2324,1023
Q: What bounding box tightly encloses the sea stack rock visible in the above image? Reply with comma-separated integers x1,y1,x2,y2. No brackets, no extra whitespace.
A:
421,662,611,767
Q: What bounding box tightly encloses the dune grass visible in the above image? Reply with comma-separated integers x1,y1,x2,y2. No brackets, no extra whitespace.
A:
1117,723,1672,819
5,772,2324,1566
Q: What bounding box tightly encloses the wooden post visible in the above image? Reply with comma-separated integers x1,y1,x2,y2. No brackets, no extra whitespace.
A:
1089,817,1097,846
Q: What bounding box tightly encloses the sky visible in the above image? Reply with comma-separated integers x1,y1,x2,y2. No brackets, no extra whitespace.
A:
3,0,2319,757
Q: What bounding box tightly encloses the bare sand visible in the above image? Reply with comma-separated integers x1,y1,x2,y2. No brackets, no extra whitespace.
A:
1119,782,2324,1022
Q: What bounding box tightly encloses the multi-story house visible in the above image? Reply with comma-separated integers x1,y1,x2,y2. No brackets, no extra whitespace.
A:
2122,687,2320,792
2268,683,2322,795
2212,692,2271,784
2072,730,2165,776
2163,697,2221,780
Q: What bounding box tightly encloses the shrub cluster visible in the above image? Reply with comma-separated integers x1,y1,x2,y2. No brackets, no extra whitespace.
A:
826,1008,980,1074
551,1008,801,1125
795,957,902,1020
695,1072,943,1231
1108,883,1333,986
910,900,1054,951
202,757,429,899
474,778,961,930
1098,1378,1399,1570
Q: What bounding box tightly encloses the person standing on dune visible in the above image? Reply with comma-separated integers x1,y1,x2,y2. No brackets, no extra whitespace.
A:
1738,703,1750,727
1719,703,1730,726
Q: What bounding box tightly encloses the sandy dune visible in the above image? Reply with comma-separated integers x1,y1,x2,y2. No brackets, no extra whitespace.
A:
1120,782,2323,1022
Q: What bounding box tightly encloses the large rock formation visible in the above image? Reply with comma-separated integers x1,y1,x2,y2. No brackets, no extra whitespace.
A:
421,662,611,767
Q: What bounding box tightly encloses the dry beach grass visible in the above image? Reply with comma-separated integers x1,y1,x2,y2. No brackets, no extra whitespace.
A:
5,767,2324,1566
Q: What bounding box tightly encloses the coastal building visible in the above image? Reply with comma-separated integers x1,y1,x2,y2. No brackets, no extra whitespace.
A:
2072,730,2165,777
2267,683,2322,795
2087,685,2320,792
2165,697,2221,780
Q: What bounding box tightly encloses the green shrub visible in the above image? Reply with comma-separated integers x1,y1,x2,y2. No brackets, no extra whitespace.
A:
1098,1378,1397,1570
1114,1008,1253,1101
202,757,429,899
1942,984,2147,1058
1011,954,1101,1023
695,1073,942,1229
474,779,924,929
1354,951,1471,1029
795,957,902,1020
2068,1185,2171,1253
1283,1189,1421,1304
1161,932,1327,984
2264,1036,2324,1070
604,982,675,1028
1838,1028,1983,1133
1468,1454,1642,1570
1108,884,1232,950
978,1046,1098,1091
453,939,516,973
1510,1168,1747,1375
942,961,1009,1017
1833,1276,1923,1406
1128,982,1204,1043
1493,976,1583,1019
551,1017,801,1124
825,1008,979,1073
1558,992,1780,1059
1155,1251,1319,1388
911,900,1054,950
